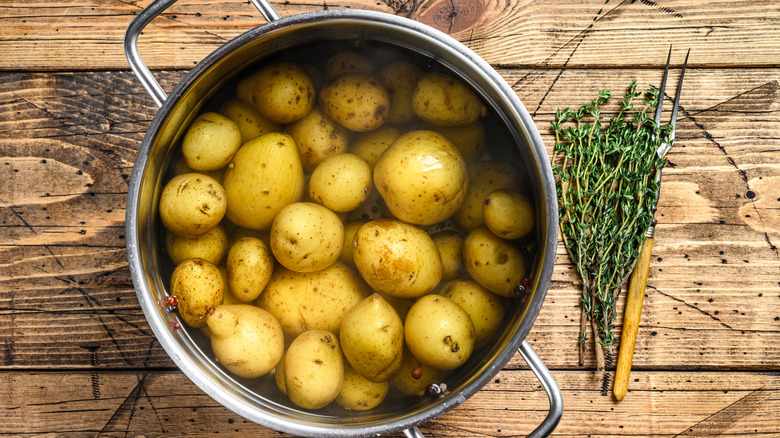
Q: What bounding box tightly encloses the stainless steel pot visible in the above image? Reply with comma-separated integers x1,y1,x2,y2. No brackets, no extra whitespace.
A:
124,0,562,436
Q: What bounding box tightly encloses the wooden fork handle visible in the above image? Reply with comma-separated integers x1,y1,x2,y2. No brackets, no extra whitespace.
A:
613,237,654,401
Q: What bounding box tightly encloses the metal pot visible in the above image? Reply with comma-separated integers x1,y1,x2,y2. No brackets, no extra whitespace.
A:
124,0,562,436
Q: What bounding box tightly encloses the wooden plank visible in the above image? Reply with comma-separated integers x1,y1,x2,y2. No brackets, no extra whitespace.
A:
1,370,778,436
1,0,779,70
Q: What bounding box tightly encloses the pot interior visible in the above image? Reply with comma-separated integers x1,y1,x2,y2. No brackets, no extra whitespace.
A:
128,10,556,437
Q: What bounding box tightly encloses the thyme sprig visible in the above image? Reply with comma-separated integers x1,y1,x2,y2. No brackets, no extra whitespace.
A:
551,82,672,371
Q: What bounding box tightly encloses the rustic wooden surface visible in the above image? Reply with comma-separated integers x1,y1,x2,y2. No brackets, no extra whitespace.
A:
1,0,779,436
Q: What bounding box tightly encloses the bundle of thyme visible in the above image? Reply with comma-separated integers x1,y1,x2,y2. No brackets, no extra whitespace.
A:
550,82,673,371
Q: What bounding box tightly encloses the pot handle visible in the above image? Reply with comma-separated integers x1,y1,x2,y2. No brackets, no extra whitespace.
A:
123,0,282,107
402,340,562,438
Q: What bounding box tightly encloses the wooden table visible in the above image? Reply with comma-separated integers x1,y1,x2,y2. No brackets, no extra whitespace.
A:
2,0,779,436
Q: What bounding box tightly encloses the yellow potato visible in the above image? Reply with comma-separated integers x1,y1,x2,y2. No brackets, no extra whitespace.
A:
404,294,475,370
424,120,486,162
319,73,390,132
222,132,304,230
285,330,344,410
207,304,284,378
411,72,486,127
170,258,225,328
181,112,242,171
256,262,369,338
309,153,373,212
236,62,315,124
353,219,442,299
378,61,423,126
373,130,469,225
340,294,404,382
165,224,228,266
226,237,274,302
171,155,224,182
286,106,350,172
159,173,226,237
270,202,344,273
453,161,519,231
440,278,506,349
339,218,369,268
227,226,270,248
483,189,534,240
391,346,446,396
348,125,400,170
275,350,287,395
218,98,281,143
463,227,527,297
431,230,466,281
323,51,374,82
336,363,390,411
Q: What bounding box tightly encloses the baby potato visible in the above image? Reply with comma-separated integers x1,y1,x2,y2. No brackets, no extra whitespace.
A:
181,112,242,171
373,130,469,225
171,155,224,182
454,160,520,231
483,189,534,240
340,294,404,382
309,153,373,212
218,98,281,143
207,304,284,378
431,230,466,281
411,72,487,127
286,106,350,172
440,278,506,349
236,62,315,124
378,61,423,126
170,258,225,328
323,51,374,82
336,364,390,411
349,125,400,170
257,262,369,338
424,120,486,162
228,226,270,248
222,132,304,230
226,237,274,302
166,223,228,266
159,173,226,237
353,219,442,299
463,227,527,297
270,202,344,273
319,73,390,132
339,218,369,268
404,294,475,370
285,330,344,410
392,346,447,396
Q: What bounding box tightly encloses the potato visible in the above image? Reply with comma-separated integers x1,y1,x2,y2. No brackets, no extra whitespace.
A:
424,120,486,162
323,51,373,82
159,173,226,237
236,62,315,124
483,189,534,240
378,61,423,126
170,258,225,328
207,304,284,378
431,230,466,281
228,226,270,248
226,237,274,302
257,262,369,338
339,218,369,268
404,294,475,370
275,350,287,395
453,161,519,231
319,73,390,132
346,188,385,222
391,346,446,396
309,153,373,212
373,130,469,225
171,156,224,182
348,125,400,170
380,294,415,322
340,294,404,382
463,227,527,297
222,132,304,230
286,106,350,172
353,219,442,299
285,330,344,410
270,202,344,273
165,224,228,266
218,98,281,143
181,112,242,171
440,278,506,349
411,72,486,127
336,364,390,410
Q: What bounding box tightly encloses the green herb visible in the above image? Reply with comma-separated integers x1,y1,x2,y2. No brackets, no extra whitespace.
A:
550,82,672,371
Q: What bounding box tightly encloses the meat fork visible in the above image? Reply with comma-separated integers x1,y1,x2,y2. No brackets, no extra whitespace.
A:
613,47,689,401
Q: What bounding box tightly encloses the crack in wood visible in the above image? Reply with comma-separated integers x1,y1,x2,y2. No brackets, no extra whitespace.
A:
649,286,735,331
673,388,772,437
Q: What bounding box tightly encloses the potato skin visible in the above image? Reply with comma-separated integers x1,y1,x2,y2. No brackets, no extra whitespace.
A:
308,153,373,212
340,294,403,382
378,61,423,126
483,189,534,240
286,106,350,172
392,346,446,396
348,125,400,170
352,219,442,299
440,278,506,349
222,132,304,230
166,224,228,266
323,51,373,82
159,173,227,238
181,112,242,171
236,62,315,124
373,130,469,225
270,202,344,273
170,258,225,328
226,237,274,302
336,364,390,410
411,72,486,127
454,161,519,231
339,219,369,268
424,120,486,162
463,227,527,297
430,230,466,281
285,330,344,410
218,99,280,143
319,73,390,132
404,294,475,370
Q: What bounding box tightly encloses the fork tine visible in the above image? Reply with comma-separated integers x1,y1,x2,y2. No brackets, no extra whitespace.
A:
654,45,673,127
668,48,690,142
